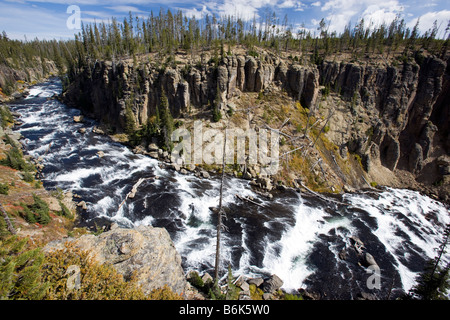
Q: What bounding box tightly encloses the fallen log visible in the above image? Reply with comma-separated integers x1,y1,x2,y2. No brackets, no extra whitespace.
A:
299,181,348,206
235,194,266,207
118,177,152,210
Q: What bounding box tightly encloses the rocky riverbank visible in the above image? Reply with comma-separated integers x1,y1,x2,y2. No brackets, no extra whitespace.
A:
0,60,58,104
0,117,77,244
62,47,450,203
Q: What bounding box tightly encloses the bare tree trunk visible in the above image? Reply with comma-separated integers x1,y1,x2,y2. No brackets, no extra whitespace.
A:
430,225,450,279
214,127,227,281
311,110,334,149
1,203,16,235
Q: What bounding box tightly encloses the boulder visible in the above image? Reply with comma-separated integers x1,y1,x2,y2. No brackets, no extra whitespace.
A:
148,151,159,159
65,265,81,291
262,293,273,300
201,170,210,179
437,155,450,176
262,274,283,293
73,115,84,123
77,200,87,210
298,288,321,300
44,225,188,295
201,272,213,285
148,143,159,152
248,278,264,287
363,252,378,267
408,143,423,173
239,280,250,293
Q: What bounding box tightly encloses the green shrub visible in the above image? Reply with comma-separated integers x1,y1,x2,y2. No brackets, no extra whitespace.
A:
1,145,35,172
0,236,48,300
247,50,258,58
284,293,303,300
0,106,14,128
187,270,205,289
42,243,183,300
212,106,222,122
0,182,9,195
224,266,240,300
20,194,51,225
22,171,35,183
58,201,73,219
249,284,264,300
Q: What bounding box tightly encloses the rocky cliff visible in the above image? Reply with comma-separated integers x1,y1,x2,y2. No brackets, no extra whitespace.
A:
63,49,450,201
44,223,188,295
0,59,58,102
318,54,449,199
63,51,319,130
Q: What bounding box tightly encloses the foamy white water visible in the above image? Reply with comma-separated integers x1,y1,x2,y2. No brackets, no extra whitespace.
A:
10,79,450,298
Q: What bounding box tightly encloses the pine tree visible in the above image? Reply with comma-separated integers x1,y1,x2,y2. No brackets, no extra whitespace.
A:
158,91,174,150
0,236,48,299
212,84,222,122
124,105,136,136
406,224,450,300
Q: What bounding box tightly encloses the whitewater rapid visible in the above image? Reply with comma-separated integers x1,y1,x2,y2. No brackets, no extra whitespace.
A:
9,79,450,299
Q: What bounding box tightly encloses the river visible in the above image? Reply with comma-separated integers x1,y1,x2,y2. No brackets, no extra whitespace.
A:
9,78,450,299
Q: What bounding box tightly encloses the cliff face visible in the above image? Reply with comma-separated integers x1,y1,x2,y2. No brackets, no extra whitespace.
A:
319,55,449,194
0,59,58,102
63,51,450,199
63,52,319,130
44,224,188,295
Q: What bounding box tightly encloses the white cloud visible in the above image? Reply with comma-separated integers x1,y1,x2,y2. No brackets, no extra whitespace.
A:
182,5,211,19
319,0,405,33
311,1,321,7
105,6,146,13
4,0,194,5
406,10,450,38
213,0,277,20
0,1,77,39
279,0,297,8
360,1,404,28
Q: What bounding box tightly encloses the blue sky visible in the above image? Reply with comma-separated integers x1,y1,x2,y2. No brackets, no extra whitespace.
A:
0,0,449,40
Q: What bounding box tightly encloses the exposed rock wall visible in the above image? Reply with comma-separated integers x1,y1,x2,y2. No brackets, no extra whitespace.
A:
319,55,449,195
44,224,188,295
0,59,58,102
63,53,449,197
63,53,319,131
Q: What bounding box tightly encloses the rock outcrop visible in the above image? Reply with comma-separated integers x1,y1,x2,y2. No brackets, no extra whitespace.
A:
44,224,188,295
63,52,319,132
319,55,449,200
0,59,58,102
63,51,450,200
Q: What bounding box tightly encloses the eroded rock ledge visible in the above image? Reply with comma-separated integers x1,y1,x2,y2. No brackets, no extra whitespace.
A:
44,223,188,295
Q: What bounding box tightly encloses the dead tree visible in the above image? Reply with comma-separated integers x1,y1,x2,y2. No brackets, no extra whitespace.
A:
214,124,228,282
1,202,16,235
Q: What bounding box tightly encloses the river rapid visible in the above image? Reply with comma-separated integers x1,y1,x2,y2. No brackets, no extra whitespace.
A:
9,78,450,299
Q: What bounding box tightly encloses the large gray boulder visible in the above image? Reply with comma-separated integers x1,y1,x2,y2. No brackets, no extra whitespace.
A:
262,274,283,293
44,224,187,295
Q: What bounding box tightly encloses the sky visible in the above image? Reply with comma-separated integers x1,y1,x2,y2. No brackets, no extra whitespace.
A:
0,0,449,41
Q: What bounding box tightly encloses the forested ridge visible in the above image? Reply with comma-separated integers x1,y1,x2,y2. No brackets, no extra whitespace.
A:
1,9,449,96
1,9,450,302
